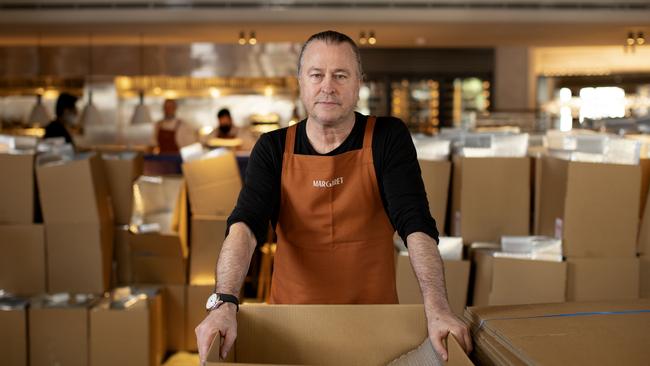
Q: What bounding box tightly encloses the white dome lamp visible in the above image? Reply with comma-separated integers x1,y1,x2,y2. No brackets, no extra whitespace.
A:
28,33,51,127
130,91,152,125
80,33,103,129
130,33,152,125
28,94,51,127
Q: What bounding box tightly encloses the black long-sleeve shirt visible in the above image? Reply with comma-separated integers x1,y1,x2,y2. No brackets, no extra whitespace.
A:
227,112,439,247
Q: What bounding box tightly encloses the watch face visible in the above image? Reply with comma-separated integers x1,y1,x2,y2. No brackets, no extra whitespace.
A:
206,293,219,310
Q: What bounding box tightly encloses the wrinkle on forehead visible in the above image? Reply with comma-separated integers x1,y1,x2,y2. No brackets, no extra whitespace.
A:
299,41,361,78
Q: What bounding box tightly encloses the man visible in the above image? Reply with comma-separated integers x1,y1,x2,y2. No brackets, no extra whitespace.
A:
195,30,472,363
43,92,78,146
154,99,197,154
215,108,236,139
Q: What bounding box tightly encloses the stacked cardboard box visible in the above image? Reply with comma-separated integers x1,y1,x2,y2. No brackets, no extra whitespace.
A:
101,152,144,285
637,159,650,299
129,176,188,286
419,159,452,235
36,152,114,294
450,156,530,244
29,294,99,366
0,149,47,296
395,251,470,316
536,156,641,301
465,299,650,365
180,149,242,352
0,296,29,366
90,287,165,366
205,304,472,365
470,249,567,306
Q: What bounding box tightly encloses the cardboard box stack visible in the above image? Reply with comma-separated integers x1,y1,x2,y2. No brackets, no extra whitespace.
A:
129,175,188,285
29,293,99,366
446,132,531,244
180,145,242,352
470,237,567,306
0,295,29,366
90,287,165,366
101,152,144,285
465,299,650,365
129,175,190,354
0,141,47,297
413,137,452,233
536,132,642,301
36,152,114,294
205,304,473,366
395,237,470,315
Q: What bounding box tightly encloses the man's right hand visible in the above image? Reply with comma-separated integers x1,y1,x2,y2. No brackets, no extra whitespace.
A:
195,303,238,363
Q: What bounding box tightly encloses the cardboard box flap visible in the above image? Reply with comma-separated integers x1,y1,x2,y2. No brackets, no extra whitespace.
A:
563,161,640,257
36,152,113,224
102,152,144,225
129,233,186,258
0,152,36,224
182,151,241,216
207,304,428,366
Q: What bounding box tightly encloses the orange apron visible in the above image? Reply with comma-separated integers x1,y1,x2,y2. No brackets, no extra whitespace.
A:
269,116,398,304
157,119,180,154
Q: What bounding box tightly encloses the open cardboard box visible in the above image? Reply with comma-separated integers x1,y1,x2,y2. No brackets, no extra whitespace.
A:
182,150,241,217
204,304,473,366
536,156,640,257
471,250,566,306
450,156,530,244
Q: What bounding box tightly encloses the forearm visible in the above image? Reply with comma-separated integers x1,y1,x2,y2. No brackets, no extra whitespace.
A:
215,222,257,295
406,231,451,314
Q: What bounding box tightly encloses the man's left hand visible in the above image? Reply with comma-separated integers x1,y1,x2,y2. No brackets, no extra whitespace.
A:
427,309,472,361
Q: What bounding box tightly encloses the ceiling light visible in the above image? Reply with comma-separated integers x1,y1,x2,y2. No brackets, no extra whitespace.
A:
368,31,376,45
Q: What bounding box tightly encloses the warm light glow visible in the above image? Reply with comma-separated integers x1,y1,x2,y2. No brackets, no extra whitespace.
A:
153,87,162,95
264,85,274,97
43,90,59,99
199,126,214,136
559,87,572,102
209,87,221,98
578,87,626,122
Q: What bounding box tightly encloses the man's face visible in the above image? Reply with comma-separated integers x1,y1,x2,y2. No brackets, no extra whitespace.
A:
299,41,361,126
163,100,177,119
218,115,232,128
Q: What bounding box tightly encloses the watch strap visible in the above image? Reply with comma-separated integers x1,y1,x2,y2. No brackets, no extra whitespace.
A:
217,293,239,312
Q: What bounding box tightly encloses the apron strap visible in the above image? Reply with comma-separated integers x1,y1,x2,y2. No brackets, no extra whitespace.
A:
284,124,298,155
363,116,377,149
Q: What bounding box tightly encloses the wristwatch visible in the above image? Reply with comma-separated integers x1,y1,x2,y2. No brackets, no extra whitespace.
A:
206,293,239,313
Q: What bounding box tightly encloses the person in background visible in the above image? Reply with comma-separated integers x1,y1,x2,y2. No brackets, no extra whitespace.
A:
154,98,197,154
43,92,78,146
216,108,237,139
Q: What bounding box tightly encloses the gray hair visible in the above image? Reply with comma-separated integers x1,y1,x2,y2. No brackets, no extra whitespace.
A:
297,30,364,79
